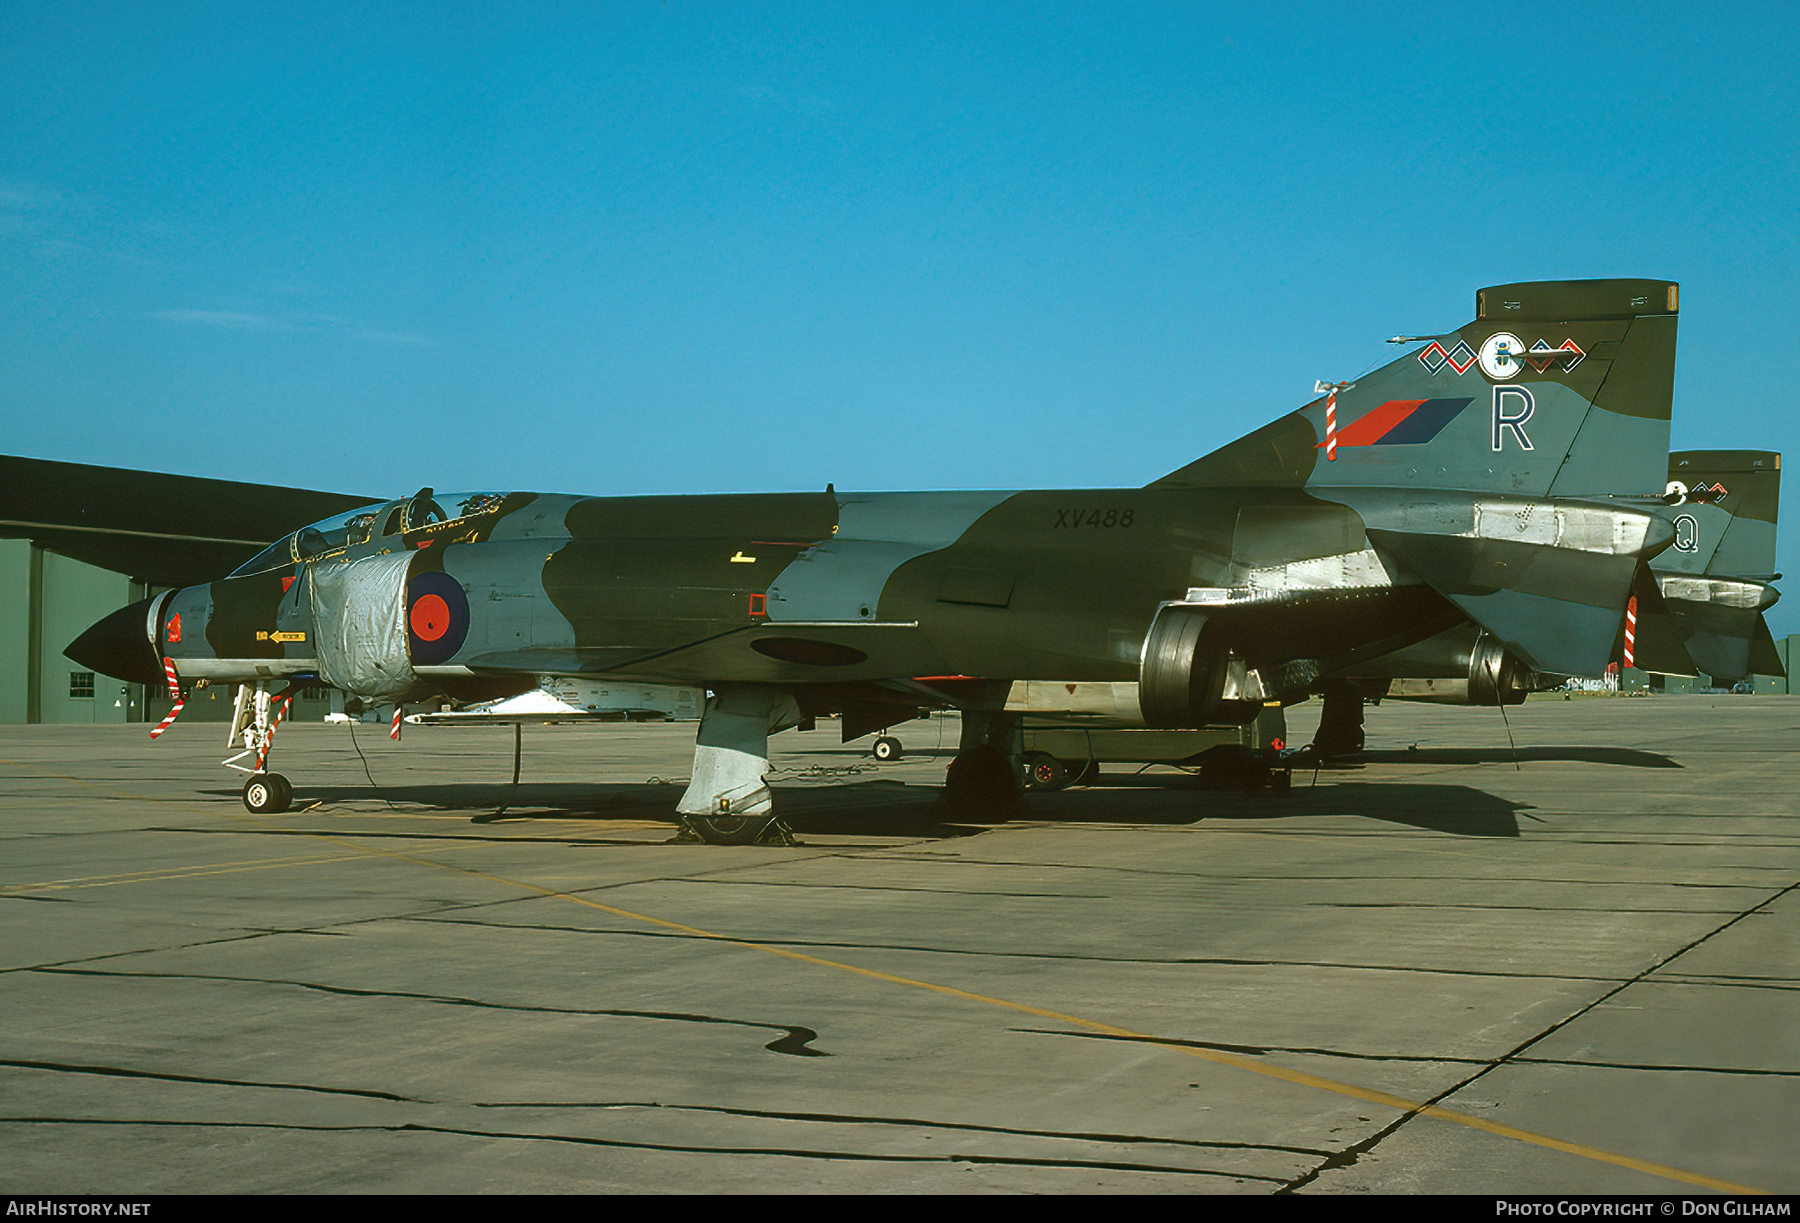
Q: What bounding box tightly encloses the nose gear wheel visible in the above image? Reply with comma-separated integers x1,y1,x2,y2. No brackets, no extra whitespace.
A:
242,772,293,814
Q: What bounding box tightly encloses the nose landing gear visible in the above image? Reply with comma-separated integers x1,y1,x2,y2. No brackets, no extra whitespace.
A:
226,680,302,814
242,771,293,814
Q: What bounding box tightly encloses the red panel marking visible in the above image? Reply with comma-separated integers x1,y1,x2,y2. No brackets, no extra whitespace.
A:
747,593,767,617
1321,399,1427,449
410,593,450,641
166,613,181,644
281,575,297,592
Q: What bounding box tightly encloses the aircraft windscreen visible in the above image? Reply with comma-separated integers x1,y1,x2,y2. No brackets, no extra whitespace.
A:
402,492,508,530
226,494,511,577
228,502,389,577
435,492,508,521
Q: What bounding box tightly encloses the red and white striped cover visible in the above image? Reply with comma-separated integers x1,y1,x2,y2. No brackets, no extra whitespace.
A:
149,658,184,739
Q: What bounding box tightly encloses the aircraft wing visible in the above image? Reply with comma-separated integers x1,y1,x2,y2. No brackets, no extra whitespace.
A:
0,454,375,588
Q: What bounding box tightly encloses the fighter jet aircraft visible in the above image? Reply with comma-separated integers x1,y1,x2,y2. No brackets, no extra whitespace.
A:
69,277,1688,843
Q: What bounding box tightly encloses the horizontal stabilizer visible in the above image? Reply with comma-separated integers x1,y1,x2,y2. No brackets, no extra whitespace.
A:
1357,493,1670,677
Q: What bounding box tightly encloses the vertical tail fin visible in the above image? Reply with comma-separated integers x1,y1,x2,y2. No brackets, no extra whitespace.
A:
1155,278,1678,501
1646,450,1783,681
1662,451,1781,581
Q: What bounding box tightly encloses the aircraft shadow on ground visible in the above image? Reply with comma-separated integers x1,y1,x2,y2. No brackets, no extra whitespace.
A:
204,773,1538,839
1017,776,1534,838
1354,745,1681,768
201,779,985,841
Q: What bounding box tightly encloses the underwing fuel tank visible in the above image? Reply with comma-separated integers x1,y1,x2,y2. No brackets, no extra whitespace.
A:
1342,627,1540,705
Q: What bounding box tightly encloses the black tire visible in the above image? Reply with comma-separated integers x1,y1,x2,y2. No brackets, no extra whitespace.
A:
873,736,902,762
688,814,776,845
1024,752,1069,791
243,772,292,815
1197,746,1261,791
943,744,1021,814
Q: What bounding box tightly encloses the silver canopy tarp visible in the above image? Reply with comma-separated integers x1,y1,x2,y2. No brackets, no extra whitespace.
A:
307,552,417,701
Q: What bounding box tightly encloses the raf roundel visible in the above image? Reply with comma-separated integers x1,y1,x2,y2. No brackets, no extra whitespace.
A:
411,594,450,640
406,570,469,665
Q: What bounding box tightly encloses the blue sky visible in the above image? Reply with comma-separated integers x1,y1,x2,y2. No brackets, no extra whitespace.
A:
5,2,1798,633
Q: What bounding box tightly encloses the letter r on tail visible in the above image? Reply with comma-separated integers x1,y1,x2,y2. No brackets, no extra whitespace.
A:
1492,385,1535,452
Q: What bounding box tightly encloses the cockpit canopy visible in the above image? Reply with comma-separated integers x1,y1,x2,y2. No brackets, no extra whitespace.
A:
227,490,512,577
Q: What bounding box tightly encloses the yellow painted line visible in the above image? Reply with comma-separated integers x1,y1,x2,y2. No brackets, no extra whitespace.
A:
0,759,544,891
269,833,1764,1195
6,852,374,892
1,842,484,892
0,756,1765,1193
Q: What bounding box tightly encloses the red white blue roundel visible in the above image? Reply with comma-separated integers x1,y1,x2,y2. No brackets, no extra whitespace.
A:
406,570,469,665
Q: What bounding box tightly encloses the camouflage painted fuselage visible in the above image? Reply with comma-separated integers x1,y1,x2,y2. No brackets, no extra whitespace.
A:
83,277,1701,732
157,482,1456,697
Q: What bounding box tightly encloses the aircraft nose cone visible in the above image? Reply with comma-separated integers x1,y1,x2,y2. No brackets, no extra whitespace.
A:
66,597,164,685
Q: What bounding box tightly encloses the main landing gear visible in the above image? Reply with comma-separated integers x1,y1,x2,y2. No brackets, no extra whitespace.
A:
1313,680,1366,758
675,684,802,845
673,696,1025,843
942,710,1024,814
